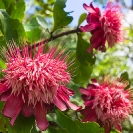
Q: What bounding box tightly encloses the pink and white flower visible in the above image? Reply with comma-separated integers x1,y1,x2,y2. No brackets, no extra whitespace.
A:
80,2,123,52
0,42,81,130
80,78,132,133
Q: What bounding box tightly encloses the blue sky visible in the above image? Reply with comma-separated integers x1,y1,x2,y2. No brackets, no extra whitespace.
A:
65,0,92,26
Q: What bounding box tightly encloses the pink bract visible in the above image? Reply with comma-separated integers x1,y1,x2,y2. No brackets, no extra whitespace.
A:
80,78,132,133
80,2,123,52
0,42,81,130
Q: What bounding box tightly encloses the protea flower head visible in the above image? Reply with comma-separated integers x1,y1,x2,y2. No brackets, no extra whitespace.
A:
0,41,81,130
79,78,132,133
80,2,123,52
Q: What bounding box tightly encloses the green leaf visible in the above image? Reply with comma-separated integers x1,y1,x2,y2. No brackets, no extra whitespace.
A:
0,116,6,133
23,17,42,43
24,17,40,31
0,0,5,9
30,122,38,133
0,102,4,117
6,115,35,133
76,34,96,66
0,9,25,42
53,0,73,30
56,110,100,133
110,129,120,133
120,72,129,81
1,0,14,9
0,102,6,133
0,59,6,68
120,72,130,89
0,0,25,21
36,15,48,29
78,13,87,27
48,126,68,133
68,52,93,85
0,36,6,46
25,29,41,43
99,127,104,133
7,0,25,21
74,59,93,84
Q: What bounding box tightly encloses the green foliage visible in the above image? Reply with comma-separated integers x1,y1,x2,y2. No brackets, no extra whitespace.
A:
0,116,6,133
0,36,6,46
0,102,35,133
24,17,43,43
76,34,96,66
0,0,14,9
78,13,87,26
55,110,100,133
34,0,55,18
68,52,93,85
0,9,25,42
0,0,25,21
48,125,68,133
53,0,73,30
0,59,5,78
73,59,93,84
110,129,120,133
36,15,48,29
120,72,130,89
0,102,4,117
0,102,6,133
6,115,35,133
30,123,38,133
24,15,50,43
7,0,25,21
0,0,5,9
67,34,96,85
91,45,129,80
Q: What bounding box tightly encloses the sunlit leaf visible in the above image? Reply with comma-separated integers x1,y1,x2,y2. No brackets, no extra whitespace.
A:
24,17,40,31
0,0,14,9
0,0,25,21
56,110,100,133
36,15,48,29
110,129,120,133
0,116,6,133
76,34,96,66
0,0,5,9
0,9,25,42
7,0,25,21
53,0,73,30
23,17,42,43
78,13,87,27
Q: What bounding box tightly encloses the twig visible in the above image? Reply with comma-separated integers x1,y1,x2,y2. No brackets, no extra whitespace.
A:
28,28,81,50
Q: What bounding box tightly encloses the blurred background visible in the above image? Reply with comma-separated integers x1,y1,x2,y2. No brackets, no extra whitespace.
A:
0,0,133,132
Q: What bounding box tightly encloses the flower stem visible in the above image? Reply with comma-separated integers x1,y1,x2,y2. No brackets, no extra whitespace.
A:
29,28,81,50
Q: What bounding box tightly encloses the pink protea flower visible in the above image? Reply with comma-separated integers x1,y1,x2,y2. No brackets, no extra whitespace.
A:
0,42,81,130
80,2,123,52
80,78,132,133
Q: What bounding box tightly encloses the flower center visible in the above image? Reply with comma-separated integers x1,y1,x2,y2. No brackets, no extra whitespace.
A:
93,87,131,125
3,53,70,105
